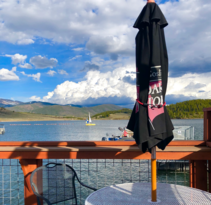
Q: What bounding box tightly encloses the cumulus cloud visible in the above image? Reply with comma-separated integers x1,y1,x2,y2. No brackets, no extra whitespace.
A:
121,76,136,85
161,0,211,76
47,70,57,76
30,55,58,69
0,0,139,54
21,71,41,82
5,53,27,65
29,66,211,106
184,82,206,91
5,53,33,69
30,96,41,101
86,35,134,60
81,61,100,72
17,39,34,45
0,0,210,73
58,70,68,75
11,66,16,72
0,22,34,45
166,72,211,103
0,67,19,81
32,65,136,105
19,63,32,69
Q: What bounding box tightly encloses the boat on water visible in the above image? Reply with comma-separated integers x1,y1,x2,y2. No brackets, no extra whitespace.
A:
0,124,5,135
86,112,96,126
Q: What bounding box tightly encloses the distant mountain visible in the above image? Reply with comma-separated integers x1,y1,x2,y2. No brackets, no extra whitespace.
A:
26,101,59,106
0,98,23,107
7,103,123,118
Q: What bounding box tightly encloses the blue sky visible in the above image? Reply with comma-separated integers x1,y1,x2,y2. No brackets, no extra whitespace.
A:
0,0,210,108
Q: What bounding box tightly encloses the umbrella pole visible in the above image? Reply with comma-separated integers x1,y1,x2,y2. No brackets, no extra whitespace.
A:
151,146,157,202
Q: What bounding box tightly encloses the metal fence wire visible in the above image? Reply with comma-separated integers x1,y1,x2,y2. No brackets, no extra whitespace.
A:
0,159,190,205
0,159,24,205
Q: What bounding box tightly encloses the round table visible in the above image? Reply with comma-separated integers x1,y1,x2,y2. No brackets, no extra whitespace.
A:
85,182,211,205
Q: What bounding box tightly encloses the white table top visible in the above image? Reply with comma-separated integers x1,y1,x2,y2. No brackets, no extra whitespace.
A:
85,182,211,205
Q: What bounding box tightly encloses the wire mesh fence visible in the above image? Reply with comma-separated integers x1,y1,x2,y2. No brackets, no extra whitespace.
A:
0,159,24,205
0,159,190,205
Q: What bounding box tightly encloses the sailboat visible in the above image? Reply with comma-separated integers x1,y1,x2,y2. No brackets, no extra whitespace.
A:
86,112,96,126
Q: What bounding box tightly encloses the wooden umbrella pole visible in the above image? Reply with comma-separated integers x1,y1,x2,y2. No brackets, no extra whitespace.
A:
151,146,157,202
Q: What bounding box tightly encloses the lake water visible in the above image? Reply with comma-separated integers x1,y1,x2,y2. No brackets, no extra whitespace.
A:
1,119,203,141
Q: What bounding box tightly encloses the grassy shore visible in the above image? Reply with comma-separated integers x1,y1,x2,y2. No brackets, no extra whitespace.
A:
0,108,80,122
92,113,131,120
0,107,131,122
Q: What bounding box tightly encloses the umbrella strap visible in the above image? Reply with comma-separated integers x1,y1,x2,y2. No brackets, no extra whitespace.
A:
136,99,166,108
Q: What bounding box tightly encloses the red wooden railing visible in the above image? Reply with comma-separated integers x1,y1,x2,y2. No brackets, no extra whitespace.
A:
0,108,210,205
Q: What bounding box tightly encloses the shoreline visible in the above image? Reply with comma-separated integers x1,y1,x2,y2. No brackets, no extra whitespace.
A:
0,118,130,122
0,117,203,122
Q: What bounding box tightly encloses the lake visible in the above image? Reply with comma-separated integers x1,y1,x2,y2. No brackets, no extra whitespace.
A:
1,119,203,141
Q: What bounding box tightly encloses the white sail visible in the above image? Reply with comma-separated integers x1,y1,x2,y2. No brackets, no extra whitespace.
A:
89,112,92,123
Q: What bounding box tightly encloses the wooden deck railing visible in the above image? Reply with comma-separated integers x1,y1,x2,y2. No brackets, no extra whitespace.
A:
0,107,210,205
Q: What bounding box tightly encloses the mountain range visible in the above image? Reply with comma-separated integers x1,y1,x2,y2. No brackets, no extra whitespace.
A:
0,99,124,118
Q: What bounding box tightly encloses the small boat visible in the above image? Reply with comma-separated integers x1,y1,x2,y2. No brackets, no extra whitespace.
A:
86,112,96,126
0,124,5,135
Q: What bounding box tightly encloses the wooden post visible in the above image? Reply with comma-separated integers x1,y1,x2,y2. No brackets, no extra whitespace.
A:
209,161,211,193
19,159,42,205
189,160,194,188
151,147,157,202
203,108,211,141
204,108,211,192
189,160,207,191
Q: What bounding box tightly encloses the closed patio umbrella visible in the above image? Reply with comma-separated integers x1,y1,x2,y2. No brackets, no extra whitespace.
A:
127,0,174,202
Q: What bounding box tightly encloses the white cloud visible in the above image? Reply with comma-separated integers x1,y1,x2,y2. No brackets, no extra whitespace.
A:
72,47,83,51
86,35,134,60
0,0,140,50
0,67,19,81
17,39,34,45
69,55,82,61
0,22,34,45
21,71,41,82
30,96,41,101
58,70,68,75
30,55,58,69
0,0,210,69
11,66,16,72
167,72,211,100
47,70,57,76
31,65,211,106
33,65,135,105
5,54,33,69
5,53,27,65
19,63,32,69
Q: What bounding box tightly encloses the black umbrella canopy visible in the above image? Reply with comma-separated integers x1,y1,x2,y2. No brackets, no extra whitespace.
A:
127,2,174,153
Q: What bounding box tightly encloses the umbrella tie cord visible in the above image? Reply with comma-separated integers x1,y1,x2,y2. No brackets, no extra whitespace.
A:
136,99,166,108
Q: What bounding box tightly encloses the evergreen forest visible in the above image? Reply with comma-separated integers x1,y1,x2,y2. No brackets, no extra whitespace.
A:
166,99,211,119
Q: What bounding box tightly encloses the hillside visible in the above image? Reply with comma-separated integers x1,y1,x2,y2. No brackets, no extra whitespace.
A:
166,99,211,119
92,108,132,119
0,107,77,122
0,98,22,107
7,103,123,118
